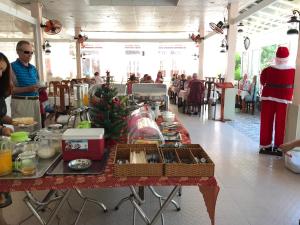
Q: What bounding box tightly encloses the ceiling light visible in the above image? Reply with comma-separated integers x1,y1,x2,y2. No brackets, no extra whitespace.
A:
237,22,244,33
287,10,300,35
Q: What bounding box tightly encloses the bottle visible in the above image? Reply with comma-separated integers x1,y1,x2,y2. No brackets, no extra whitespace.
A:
0,136,13,176
154,102,160,120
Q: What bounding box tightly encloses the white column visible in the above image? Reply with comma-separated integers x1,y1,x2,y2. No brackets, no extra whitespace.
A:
30,1,44,81
198,16,205,79
223,3,239,120
226,3,239,83
75,27,82,78
285,34,300,142
292,34,300,105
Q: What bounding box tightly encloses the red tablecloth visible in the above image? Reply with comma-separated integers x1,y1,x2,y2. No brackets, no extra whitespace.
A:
0,118,219,225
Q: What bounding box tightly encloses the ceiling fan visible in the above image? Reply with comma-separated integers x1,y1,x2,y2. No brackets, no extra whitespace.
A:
209,21,228,34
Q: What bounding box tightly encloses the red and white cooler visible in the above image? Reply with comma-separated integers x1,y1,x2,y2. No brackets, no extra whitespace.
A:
62,128,105,161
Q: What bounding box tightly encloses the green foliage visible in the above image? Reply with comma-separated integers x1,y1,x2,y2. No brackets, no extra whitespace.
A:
260,44,277,70
234,53,241,81
90,84,129,140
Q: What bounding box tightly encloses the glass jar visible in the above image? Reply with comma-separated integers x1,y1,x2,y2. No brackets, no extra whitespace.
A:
10,132,32,158
0,136,13,176
36,127,62,155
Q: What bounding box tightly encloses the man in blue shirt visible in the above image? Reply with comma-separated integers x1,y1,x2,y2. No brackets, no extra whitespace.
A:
11,40,41,128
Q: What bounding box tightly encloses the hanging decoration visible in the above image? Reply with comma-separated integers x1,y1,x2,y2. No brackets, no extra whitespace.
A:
244,36,250,50
42,40,51,54
189,33,204,43
74,34,88,48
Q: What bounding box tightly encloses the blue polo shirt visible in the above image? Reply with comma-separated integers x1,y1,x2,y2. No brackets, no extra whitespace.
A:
11,59,39,96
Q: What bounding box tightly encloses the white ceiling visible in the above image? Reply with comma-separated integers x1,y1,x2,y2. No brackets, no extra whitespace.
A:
2,0,300,39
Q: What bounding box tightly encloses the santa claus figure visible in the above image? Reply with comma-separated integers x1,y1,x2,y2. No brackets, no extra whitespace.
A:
259,46,295,155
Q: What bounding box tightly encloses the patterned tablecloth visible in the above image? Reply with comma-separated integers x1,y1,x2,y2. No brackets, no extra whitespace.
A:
0,117,219,225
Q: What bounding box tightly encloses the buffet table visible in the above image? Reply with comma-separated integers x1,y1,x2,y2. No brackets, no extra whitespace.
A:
0,118,219,225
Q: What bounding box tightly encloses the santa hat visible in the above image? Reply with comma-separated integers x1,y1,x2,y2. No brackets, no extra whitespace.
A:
276,46,289,63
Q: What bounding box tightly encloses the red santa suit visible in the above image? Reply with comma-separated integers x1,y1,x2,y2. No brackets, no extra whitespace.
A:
260,47,295,151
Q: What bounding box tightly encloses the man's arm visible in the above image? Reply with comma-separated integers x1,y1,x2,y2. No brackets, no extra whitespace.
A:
11,69,39,94
279,139,300,153
0,125,13,136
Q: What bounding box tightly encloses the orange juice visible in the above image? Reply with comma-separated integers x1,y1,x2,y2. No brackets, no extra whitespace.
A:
0,150,12,176
20,166,36,176
83,94,89,106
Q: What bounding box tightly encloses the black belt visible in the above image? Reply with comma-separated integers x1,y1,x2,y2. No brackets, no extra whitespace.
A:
265,84,293,88
12,96,39,100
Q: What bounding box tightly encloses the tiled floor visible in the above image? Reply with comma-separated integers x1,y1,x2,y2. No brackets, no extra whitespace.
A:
227,110,260,144
2,105,300,225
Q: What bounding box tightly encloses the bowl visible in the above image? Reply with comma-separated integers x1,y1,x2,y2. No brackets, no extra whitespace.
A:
162,113,175,123
37,147,56,159
68,159,92,171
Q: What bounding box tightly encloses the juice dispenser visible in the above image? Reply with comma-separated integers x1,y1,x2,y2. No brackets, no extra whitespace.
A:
0,136,12,176
74,84,89,107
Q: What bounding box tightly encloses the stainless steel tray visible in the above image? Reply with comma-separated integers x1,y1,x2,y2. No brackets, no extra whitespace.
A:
46,150,109,175
0,152,61,180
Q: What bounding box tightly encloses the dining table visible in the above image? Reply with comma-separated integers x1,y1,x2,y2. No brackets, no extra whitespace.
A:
0,116,219,225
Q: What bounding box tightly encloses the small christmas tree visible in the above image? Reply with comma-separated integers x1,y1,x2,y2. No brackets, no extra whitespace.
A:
90,71,129,141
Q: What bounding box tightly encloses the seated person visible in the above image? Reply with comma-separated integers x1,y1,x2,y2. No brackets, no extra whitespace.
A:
141,74,154,83
242,75,258,111
140,74,148,83
179,74,186,90
184,75,192,91
127,74,138,94
237,73,251,100
94,72,104,84
155,71,164,83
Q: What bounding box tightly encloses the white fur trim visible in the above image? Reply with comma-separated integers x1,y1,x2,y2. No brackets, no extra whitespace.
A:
271,64,294,70
261,96,291,104
276,57,289,63
260,144,272,148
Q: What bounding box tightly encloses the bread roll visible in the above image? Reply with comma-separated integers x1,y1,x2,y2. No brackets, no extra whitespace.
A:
12,117,35,125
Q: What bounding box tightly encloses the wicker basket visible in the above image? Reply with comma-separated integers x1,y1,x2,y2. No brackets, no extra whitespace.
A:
114,144,163,177
161,145,214,177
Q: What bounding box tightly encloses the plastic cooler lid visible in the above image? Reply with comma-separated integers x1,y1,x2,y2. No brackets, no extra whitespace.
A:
62,128,104,140
10,131,30,142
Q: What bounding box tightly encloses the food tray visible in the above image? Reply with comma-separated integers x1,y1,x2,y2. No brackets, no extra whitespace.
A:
114,144,163,177
46,150,109,175
160,144,214,177
0,152,61,180
13,122,39,133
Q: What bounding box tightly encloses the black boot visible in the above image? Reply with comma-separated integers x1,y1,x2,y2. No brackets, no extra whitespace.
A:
259,147,273,154
272,146,283,156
